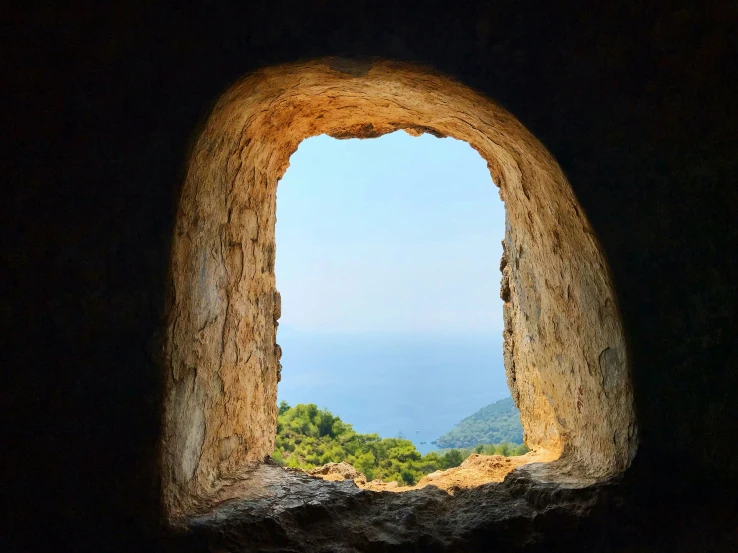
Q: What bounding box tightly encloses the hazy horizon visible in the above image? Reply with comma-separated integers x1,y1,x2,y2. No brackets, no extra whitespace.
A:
276,327,510,453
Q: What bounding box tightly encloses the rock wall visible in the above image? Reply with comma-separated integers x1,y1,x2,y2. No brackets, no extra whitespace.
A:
5,2,736,551
162,59,636,518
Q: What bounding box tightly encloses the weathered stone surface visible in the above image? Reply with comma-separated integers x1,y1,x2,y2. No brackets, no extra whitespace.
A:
307,452,557,493
308,462,366,483
162,59,636,519
171,462,738,552
413,452,556,492
169,463,609,552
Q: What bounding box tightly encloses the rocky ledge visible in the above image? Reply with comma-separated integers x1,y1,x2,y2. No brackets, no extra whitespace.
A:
167,461,620,552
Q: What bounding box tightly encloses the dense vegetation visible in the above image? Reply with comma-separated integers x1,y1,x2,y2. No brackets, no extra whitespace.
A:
436,442,529,458
273,402,527,486
433,397,524,449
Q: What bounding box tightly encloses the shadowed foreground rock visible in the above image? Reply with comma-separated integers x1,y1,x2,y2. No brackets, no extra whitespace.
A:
167,462,737,552
170,463,605,552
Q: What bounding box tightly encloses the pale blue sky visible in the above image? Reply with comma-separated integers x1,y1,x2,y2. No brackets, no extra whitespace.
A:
275,131,506,334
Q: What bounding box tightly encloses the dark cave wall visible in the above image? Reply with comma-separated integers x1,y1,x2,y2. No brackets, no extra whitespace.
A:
4,1,737,550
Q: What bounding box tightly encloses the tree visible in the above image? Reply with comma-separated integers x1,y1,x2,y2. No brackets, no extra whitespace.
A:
273,403,444,485
272,449,284,464
272,403,528,486
440,449,463,469
355,451,376,480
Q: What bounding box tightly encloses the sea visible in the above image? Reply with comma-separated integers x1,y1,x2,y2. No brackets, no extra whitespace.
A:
276,327,511,454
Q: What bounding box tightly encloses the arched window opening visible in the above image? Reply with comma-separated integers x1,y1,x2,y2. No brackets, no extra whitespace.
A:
161,59,636,520
273,131,536,491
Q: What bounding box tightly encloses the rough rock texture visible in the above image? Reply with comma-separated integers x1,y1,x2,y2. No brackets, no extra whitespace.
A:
414,452,558,493
307,452,557,493
169,462,610,552
308,462,366,483
162,59,636,519
167,462,738,553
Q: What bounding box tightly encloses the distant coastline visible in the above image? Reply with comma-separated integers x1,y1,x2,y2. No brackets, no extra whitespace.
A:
276,328,511,454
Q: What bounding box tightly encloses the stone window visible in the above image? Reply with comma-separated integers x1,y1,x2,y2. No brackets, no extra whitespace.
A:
160,58,637,520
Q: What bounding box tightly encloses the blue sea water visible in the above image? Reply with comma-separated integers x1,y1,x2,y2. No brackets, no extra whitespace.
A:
276,327,511,454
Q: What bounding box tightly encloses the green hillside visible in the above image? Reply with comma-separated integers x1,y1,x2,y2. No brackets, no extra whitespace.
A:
273,402,466,485
433,397,524,449
272,402,526,486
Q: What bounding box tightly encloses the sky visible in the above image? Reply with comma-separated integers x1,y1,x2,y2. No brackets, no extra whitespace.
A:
275,131,506,335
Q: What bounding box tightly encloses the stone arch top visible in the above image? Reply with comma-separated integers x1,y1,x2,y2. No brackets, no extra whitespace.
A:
161,58,637,519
